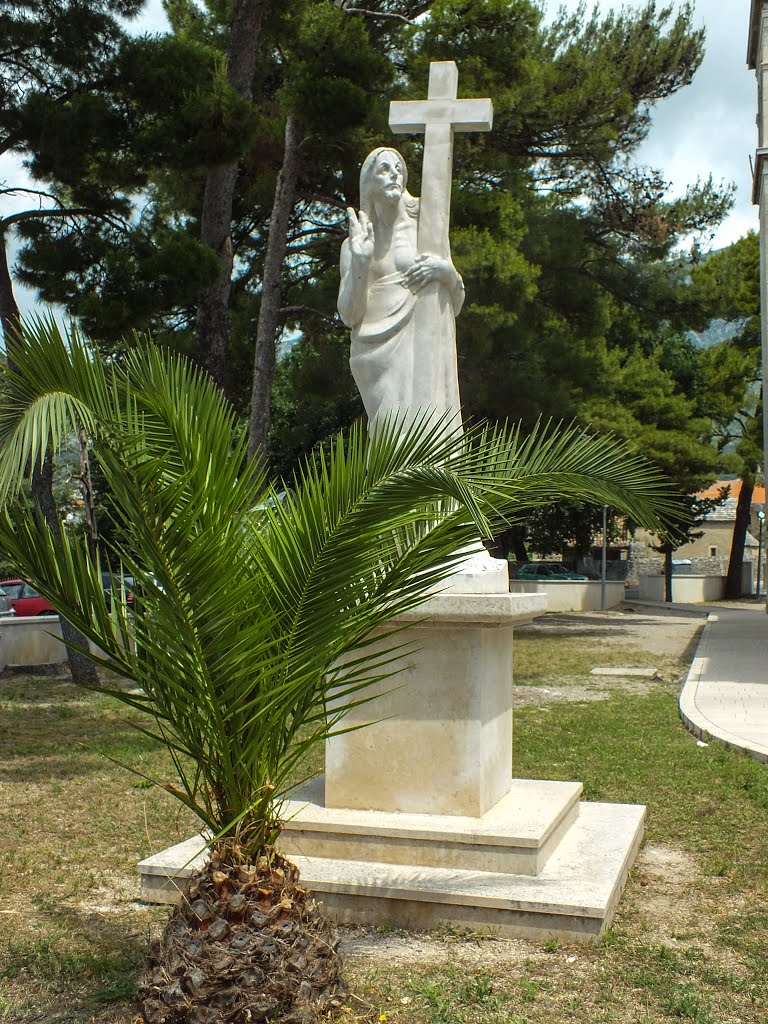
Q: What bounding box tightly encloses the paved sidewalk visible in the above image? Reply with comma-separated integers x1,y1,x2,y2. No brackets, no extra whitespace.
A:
679,604,768,762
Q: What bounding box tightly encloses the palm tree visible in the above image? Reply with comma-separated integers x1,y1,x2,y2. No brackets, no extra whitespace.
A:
0,319,682,1020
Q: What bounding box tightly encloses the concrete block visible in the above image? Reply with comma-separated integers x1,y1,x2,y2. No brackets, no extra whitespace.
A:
137,800,645,944
325,593,545,817
280,776,582,875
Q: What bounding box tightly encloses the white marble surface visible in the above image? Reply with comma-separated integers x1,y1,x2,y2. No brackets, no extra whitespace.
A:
283,775,582,846
284,800,645,921
136,795,646,942
441,549,511,595
338,62,492,437
386,591,547,626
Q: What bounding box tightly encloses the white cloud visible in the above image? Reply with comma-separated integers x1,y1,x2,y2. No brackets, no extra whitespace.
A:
548,0,759,246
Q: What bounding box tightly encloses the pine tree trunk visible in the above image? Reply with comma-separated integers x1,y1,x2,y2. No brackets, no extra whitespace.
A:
725,478,754,598
2,242,98,685
664,548,673,603
196,167,238,387
512,527,529,563
247,115,301,463
196,0,269,388
0,232,21,351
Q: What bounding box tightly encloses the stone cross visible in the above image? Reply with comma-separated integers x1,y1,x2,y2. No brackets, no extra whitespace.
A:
388,61,493,257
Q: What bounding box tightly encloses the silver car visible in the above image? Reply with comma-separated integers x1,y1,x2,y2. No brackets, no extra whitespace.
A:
0,585,15,617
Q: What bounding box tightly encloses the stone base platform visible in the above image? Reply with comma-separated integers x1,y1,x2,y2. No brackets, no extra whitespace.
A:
137,777,645,944
278,777,582,875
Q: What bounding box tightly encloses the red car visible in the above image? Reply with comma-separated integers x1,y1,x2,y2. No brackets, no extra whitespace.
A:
0,579,57,616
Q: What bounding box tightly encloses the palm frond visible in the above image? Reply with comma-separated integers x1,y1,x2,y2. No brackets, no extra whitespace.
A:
0,320,685,857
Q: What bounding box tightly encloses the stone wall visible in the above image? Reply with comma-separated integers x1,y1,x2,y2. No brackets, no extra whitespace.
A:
638,575,726,604
509,580,626,611
625,555,730,587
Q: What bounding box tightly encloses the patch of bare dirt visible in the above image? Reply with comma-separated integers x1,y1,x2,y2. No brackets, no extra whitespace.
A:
631,841,705,946
622,842,752,985
522,607,706,661
513,684,607,706
513,671,671,706
339,924,543,971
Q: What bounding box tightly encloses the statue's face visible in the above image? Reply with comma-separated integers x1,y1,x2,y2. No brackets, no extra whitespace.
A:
372,151,405,203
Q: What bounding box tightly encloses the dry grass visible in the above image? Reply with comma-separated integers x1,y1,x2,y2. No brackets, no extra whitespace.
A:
0,672,196,1022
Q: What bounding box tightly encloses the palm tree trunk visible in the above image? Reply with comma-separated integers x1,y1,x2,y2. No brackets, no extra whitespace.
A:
247,115,301,463
196,0,269,388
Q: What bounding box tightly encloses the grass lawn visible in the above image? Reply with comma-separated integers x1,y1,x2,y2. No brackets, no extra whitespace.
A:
1,620,767,1024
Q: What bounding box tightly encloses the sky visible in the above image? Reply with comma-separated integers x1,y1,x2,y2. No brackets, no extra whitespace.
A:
550,0,758,247
0,0,760,320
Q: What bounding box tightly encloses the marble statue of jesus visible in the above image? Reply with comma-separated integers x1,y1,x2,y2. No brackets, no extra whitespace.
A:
337,62,493,435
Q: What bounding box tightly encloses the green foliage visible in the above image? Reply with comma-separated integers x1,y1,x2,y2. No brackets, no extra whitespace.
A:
0,318,681,861
692,233,762,472
8,0,731,431
522,500,611,559
3,0,742,566
268,333,363,481
691,231,760,325
0,0,238,352
583,344,719,493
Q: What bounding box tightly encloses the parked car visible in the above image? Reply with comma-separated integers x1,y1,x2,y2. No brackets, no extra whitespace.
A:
101,572,135,611
513,562,589,581
0,579,56,616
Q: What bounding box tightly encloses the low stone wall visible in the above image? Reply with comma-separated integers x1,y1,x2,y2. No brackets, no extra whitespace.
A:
0,615,68,670
508,580,625,612
0,616,119,670
628,555,731,585
637,575,726,604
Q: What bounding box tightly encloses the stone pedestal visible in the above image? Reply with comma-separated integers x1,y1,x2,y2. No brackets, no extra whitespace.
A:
325,591,539,816
138,555,646,941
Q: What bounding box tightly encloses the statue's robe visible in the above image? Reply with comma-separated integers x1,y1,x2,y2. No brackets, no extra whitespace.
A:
349,271,462,436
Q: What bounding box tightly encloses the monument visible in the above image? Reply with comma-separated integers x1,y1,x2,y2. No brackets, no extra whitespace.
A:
337,61,491,437
139,63,646,942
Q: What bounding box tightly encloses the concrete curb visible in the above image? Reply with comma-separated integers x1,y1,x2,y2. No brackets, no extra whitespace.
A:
679,613,768,763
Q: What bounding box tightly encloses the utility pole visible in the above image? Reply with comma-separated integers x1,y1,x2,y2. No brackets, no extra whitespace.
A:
748,0,768,612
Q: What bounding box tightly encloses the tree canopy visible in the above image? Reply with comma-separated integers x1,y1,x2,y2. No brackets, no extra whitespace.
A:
2,0,735,499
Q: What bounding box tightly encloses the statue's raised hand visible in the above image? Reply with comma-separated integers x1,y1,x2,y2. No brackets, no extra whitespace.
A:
347,208,374,262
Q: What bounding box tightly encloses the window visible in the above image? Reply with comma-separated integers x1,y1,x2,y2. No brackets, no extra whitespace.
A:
709,546,718,557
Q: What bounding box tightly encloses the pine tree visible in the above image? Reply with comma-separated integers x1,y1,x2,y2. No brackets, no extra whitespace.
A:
692,232,763,597
10,0,733,473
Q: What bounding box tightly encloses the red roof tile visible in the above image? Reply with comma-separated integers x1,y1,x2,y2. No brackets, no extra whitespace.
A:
696,479,766,505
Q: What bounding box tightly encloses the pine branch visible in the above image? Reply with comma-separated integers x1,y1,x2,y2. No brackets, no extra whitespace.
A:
336,5,418,25
278,304,335,321
1,207,128,233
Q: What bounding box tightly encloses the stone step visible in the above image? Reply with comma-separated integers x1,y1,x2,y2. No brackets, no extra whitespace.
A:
279,776,582,875
136,799,644,945
288,800,645,943
139,835,208,904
